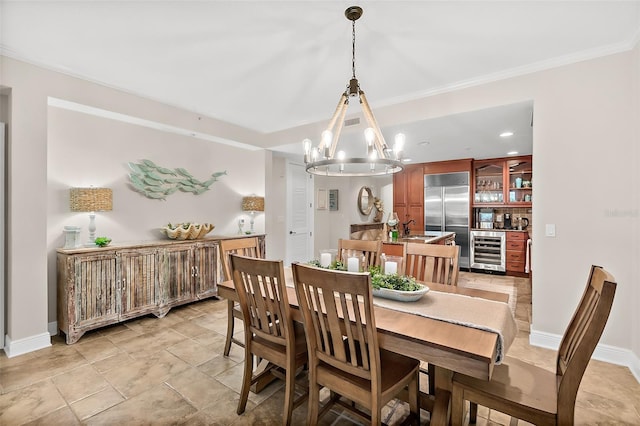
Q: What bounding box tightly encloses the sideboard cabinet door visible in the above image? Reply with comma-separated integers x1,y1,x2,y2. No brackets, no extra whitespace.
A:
58,251,118,344
193,240,218,299
117,248,160,321
160,245,196,311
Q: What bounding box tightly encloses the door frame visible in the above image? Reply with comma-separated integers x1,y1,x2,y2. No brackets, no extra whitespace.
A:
285,160,313,265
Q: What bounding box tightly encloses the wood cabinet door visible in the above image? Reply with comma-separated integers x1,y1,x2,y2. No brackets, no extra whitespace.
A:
393,169,408,207
118,248,160,319
407,166,425,232
161,245,196,306
193,241,218,298
72,253,119,329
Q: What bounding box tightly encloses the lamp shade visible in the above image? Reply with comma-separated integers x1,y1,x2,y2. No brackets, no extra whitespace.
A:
242,196,264,212
70,187,113,212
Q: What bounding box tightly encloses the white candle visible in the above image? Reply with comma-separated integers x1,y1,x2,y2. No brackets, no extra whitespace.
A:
320,252,332,267
347,257,360,272
385,261,398,275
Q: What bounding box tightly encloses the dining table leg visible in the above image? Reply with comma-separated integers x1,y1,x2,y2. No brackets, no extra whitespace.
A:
429,366,454,426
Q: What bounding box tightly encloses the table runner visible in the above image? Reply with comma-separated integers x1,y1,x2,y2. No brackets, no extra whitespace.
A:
372,290,517,363
283,267,516,363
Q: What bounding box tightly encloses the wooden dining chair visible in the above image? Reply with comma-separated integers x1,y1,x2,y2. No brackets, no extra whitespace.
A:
292,263,420,426
451,265,617,426
337,239,382,271
219,237,262,356
230,254,308,425
405,242,460,286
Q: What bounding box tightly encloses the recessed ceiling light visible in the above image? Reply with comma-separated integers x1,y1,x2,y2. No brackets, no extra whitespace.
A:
402,158,413,163
500,131,514,138
507,151,519,155
418,141,430,146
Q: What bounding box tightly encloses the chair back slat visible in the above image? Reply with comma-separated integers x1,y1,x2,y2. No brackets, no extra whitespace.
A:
220,237,262,281
555,265,617,423
293,264,379,381
337,239,383,271
405,243,460,285
230,254,291,346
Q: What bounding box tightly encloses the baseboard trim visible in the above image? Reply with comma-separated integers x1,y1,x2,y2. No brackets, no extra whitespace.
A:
530,329,640,383
3,332,51,358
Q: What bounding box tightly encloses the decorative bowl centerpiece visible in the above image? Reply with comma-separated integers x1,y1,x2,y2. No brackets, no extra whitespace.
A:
305,262,429,302
370,266,429,302
161,222,214,240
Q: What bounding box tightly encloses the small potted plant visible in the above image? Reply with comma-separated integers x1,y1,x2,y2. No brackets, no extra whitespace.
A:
94,237,112,247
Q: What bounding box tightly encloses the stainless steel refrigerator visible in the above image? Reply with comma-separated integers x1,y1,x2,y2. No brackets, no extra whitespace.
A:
424,172,470,269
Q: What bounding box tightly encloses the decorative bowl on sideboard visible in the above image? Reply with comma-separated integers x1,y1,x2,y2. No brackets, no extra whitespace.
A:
161,223,215,240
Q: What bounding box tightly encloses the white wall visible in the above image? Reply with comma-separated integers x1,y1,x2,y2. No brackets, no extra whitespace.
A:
632,42,640,361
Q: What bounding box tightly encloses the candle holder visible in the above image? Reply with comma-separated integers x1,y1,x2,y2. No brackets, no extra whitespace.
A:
381,254,403,275
319,249,337,268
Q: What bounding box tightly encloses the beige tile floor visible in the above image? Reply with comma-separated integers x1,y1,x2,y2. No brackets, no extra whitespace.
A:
1,272,639,425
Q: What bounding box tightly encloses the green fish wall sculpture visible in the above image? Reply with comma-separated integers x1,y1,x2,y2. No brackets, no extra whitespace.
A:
128,159,226,200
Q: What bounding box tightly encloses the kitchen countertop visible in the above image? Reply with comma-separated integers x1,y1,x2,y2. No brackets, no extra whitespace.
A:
383,231,456,245
471,228,530,233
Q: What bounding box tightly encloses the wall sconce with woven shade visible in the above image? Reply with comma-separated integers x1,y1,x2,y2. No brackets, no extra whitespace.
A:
70,187,113,245
242,195,264,234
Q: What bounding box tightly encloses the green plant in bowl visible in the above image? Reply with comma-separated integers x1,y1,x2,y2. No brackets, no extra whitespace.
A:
308,259,347,271
369,266,422,291
95,237,112,247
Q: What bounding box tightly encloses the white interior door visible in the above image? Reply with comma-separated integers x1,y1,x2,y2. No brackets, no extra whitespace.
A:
1,123,5,349
285,161,312,265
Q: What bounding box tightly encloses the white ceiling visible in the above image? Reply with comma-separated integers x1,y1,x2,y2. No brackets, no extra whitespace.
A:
2,1,639,163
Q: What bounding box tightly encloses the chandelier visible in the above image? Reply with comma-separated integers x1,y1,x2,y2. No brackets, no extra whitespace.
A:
303,6,405,177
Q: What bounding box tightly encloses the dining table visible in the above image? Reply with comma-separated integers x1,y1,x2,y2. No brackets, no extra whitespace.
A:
217,267,516,426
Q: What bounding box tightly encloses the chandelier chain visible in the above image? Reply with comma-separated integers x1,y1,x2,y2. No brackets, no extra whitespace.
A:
352,19,356,80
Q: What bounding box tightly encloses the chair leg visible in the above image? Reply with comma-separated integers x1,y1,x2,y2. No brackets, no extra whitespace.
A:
451,382,465,426
282,361,295,426
371,403,381,426
470,401,478,423
307,376,320,426
224,300,235,356
237,351,253,415
428,363,436,395
409,370,420,424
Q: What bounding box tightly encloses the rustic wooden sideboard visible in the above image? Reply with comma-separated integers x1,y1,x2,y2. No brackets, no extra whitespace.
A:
57,234,265,344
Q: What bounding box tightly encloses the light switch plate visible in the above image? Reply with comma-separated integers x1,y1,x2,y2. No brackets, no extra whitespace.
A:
545,224,556,237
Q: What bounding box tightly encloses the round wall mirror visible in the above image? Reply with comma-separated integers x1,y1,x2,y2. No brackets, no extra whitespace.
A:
357,186,374,215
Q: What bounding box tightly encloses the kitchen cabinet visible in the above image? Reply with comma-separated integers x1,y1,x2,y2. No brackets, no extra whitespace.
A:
505,231,529,275
393,164,424,233
57,235,263,344
473,155,532,207
506,157,532,205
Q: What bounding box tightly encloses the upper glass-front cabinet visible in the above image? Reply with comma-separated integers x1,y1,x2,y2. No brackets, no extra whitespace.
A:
473,156,532,206
507,157,532,204
474,160,504,204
